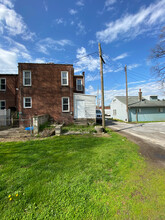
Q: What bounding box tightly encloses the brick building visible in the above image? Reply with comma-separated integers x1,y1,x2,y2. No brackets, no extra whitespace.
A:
17,63,85,125
0,74,18,110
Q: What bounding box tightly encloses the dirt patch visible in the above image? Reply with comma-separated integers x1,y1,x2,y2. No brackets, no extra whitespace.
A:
111,129,165,168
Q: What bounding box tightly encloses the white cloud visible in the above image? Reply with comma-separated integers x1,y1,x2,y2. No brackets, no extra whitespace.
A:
43,0,48,12
127,63,141,70
74,47,100,73
0,0,13,8
96,0,165,43
36,38,73,54
0,48,17,73
86,80,165,105
113,53,128,61
105,0,116,7
0,1,35,39
69,9,77,15
76,0,84,7
55,18,64,24
76,21,86,35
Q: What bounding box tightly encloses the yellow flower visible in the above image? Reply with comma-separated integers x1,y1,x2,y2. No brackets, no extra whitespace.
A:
9,198,12,201
16,193,18,197
8,195,11,198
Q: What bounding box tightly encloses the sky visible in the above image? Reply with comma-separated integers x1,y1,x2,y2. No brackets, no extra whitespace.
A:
0,0,165,105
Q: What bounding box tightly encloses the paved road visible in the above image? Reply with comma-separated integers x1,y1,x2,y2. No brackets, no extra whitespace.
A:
106,120,165,149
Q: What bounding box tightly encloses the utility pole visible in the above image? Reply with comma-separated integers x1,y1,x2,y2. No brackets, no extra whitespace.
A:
98,43,105,129
125,65,129,122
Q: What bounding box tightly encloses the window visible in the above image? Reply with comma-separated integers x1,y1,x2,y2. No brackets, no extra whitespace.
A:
23,70,31,86
159,108,163,113
62,97,70,112
113,109,116,115
0,78,6,91
61,71,68,86
0,100,5,109
23,97,32,108
76,79,83,91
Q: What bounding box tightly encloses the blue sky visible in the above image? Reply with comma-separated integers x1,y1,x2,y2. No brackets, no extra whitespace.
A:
0,0,165,105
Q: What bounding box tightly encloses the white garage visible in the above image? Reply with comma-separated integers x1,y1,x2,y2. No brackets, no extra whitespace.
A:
74,93,96,121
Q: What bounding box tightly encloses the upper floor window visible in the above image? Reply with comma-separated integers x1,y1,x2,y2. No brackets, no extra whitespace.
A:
62,97,70,112
0,100,5,109
61,71,68,86
23,70,31,86
76,79,83,91
0,78,6,91
23,97,32,108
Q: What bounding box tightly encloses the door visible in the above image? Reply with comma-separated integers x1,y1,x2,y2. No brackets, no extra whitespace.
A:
76,100,85,118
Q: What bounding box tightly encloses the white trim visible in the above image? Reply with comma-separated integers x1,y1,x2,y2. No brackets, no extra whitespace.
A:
0,78,6,91
76,79,83,91
0,100,6,109
23,97,32,108
62,97,70,112
23,70,31,86
61,71,68,86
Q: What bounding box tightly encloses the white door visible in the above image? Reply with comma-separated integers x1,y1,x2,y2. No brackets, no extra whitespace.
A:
76,100,85,118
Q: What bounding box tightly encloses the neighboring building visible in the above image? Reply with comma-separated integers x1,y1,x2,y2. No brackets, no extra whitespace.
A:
99,106,111,116
0,63,96,126
111,89,165,122
0,74,18,111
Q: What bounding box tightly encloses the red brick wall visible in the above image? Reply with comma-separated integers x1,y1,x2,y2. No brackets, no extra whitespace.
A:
0,74,18,109
18,63,75,125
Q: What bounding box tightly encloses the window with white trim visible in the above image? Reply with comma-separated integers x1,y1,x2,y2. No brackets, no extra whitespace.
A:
23,70,31,86
23,97,32,108
0,100,5,109
0,78,6,91
61,71,68,86
62,97,70,112
76,79,83,91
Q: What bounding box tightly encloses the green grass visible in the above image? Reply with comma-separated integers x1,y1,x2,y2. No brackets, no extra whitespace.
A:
0,132,165,219
62,124,96,134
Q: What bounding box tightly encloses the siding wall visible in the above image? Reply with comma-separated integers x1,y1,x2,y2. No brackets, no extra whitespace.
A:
110,98,127,121
74,94,96,119
129,107,165,122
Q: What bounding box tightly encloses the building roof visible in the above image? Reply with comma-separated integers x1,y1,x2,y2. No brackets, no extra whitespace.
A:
114,96,165,108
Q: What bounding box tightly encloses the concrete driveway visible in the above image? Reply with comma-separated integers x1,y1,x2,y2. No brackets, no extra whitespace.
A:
106,120,165,149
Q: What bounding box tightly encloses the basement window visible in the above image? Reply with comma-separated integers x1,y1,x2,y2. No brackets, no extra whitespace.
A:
23,70,31,86
23,97,32,108
62,97,70,112
0,100,5,109
61,71,68,86
0,78,6,91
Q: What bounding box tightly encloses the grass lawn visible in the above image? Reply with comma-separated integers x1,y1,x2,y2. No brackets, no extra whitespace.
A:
0,130,165,219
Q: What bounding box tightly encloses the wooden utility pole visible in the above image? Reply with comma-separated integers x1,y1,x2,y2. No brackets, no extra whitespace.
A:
125,65,129,122
98,43,105,129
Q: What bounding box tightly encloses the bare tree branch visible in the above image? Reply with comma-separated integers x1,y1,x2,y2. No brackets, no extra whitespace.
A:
150,27,165,84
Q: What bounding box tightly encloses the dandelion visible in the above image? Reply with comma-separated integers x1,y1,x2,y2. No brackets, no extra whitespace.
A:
8,195,11,198
16,193,19,197
9,198,12,201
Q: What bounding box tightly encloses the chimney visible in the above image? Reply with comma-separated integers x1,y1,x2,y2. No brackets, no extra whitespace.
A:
138,89,142,101
82,72,85,93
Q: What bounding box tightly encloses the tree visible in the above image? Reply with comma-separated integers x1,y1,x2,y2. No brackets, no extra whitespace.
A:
150,27,165,84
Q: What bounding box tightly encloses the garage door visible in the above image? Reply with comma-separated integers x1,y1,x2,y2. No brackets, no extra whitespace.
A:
76,100,85,118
